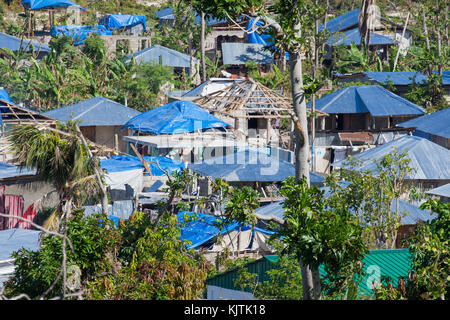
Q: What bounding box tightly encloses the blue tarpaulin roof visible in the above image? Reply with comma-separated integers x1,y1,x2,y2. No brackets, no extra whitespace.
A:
327,28,396,46
221,42,274,65
99,14,147,32
122,100,230,134
319,9,360,33
247,17,289,60
43,96,140,126
100,154,185,176
426,183,450,198
396,107,450,139
332,135,450,180
177,211,241,249
50,25,112,45
0,32,51,52
22,0,85,10
188,149,325,183
177,211,274,249
0,88,13,104
128,45,198,68
308,85,425,116
0,229,41,261
0,161,37,180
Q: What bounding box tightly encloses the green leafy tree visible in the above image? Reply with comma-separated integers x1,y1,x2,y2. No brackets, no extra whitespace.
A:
278,176,367,299
328,148,415,249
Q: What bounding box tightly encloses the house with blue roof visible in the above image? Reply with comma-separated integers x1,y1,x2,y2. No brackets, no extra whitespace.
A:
43,96,141,152
128,45,199,77
426,183,450,203
321,9,413,63
0,32,50,60
98,14,147,36
334,71,450,101
396,107,450,149
156,7,248,62
310,85,425,132
332,135,450,187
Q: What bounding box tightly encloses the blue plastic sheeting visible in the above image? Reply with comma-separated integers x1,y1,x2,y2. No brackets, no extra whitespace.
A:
247,17,289,60
0,161,37,180
177,211,240,249
122,100,230,134
43,96,140,126
128,45,198,68
22,0,85,10
0,32,51,53
0,229,41,261
83,200,134,221
188,149,325,183
319,9,360,33
426,183,450,198
332,135,450,180
50,25,112,45
0,88,13,104
100,154,185,176
221,43,273,65
177,211,274,249
327,28,396,46
397,108,450,139
99,14,147,32
308,85,425,116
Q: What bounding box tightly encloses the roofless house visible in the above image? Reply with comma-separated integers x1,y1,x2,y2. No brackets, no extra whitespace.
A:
191,78,327,151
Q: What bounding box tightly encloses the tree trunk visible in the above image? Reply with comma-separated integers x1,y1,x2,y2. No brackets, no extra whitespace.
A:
75,126,109,215
290,48,314,301
312,266,322,300
300,258,314,300
201,11,207,82
289,51,311,184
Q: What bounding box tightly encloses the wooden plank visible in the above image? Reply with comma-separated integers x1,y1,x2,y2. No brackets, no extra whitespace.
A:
129,143,153,176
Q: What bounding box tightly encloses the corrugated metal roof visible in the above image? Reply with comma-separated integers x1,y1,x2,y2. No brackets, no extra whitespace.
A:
42,96,141,126
129,45,198,68
366,71,450,86
0,161,37,180
156,7,227,25
397,108,450,139
188,149,325,183
0,32,51,52
327,27,396,46
426,183,450,198
221,43,273,65
309,85,425,116
332,135,450,180
182,78,242,98
319,9,360,33
0,228,41,261
206,249,412,298
254,197,437,226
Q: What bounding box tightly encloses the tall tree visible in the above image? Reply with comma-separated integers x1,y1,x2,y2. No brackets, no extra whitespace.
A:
190,0,326,299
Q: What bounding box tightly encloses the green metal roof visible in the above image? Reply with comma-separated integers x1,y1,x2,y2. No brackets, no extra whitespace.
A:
206,249,413,299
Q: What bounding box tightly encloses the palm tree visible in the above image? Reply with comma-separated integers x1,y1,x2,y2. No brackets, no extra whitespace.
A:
8,122,106,231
